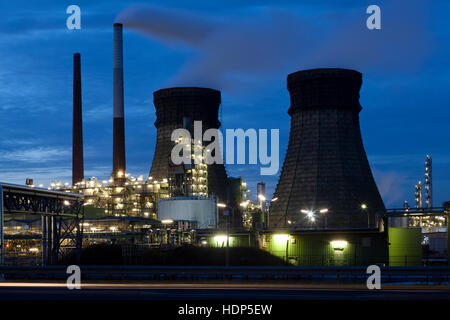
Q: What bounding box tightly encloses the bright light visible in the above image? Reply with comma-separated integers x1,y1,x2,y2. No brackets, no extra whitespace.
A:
240,201,249,207
217,203,226,208
29,248,39,253
63,200,70,206
301,209,309,214
271,197,278,202
214,235,228,245
273,234,290,242
330,240,348,250
161,219,174,224
319,208,328,213
258,194,266,201
361,204,367,209
306,211,314,218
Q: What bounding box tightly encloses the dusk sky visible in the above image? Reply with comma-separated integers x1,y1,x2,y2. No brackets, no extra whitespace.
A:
0,0,449,207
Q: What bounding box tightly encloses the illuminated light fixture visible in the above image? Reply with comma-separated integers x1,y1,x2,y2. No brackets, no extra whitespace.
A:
273,234,290,242
319,208,328,213
271,197,278,202
117,171,124,177
217,203,226,208
258,194,266,201
301,209,309,214
63,200,70,206
361,204,367,209
330,240,348,251
29,248,39,253
214,235,228,245
240,201,249,207
161,219,174,224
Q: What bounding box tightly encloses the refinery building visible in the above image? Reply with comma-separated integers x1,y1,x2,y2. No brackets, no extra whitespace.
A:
1,24,448,267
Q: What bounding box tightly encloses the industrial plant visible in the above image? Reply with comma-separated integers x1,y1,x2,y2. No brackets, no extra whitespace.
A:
0,23,448,268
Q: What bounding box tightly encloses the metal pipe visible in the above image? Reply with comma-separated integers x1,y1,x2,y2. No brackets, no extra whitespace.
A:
41,215,47,266
47,216,52,265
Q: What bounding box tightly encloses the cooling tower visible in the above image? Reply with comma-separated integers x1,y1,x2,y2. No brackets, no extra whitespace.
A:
149,87,228,205
270,68,385,229
112,23,126,179
72,53,84,186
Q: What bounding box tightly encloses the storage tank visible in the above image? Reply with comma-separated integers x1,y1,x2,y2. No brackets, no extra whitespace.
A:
158,196,218,229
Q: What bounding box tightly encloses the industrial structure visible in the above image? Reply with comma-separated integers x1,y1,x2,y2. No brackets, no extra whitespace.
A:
0,183,84,265
425,155,433,208
270,68,385,229
112,23,126,181
149,88,228,201
257,182,267,212
0,23,448,267
72,53,84,186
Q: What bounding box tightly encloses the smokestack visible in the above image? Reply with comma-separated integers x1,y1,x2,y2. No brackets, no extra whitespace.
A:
113,23,126,179
270,68,385,229
72,53,84,186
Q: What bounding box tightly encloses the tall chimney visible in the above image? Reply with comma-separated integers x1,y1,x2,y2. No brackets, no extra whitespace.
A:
113,23,126,179
72,53,84,186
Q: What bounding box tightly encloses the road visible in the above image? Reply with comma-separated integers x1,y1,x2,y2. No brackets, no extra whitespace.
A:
0,282,449,300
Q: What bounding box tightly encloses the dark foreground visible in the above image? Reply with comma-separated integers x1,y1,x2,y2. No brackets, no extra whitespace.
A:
0,282,449,300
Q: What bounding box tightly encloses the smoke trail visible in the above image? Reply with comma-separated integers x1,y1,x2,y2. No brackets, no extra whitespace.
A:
116,1,431,91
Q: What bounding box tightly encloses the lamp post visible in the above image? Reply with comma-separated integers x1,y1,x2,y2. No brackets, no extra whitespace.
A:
269,197,278,229
361,204,369,228
217,202,230,267
301,208,328,228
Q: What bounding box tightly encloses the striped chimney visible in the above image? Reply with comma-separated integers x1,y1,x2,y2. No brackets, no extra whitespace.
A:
113,23,126,179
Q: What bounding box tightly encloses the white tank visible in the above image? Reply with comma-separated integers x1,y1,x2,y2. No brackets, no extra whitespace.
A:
158,196,218,229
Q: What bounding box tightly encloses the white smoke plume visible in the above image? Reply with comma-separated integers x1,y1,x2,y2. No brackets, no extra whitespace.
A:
116,1,431,91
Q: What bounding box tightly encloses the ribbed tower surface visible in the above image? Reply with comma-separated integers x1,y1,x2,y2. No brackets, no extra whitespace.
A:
270,68,385,229
149,87,228,206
